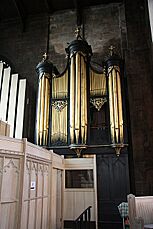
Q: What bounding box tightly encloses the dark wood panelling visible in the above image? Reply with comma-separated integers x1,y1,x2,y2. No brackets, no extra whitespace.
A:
97,153,130,229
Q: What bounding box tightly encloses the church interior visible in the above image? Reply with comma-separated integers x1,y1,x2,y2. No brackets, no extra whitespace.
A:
0,0,153,228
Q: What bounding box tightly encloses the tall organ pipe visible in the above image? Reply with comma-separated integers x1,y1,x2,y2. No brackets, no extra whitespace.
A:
35,57,53,146
69,56,75,143
66,39,92,145
106,54,124,145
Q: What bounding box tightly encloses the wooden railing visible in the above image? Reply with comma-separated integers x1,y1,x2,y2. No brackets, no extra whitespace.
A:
74,206,92,229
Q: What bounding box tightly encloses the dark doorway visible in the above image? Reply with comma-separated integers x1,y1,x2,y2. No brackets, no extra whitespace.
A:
97,153,130,229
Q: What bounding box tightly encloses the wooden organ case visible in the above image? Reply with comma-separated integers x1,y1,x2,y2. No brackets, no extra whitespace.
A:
35,32,127,156
35,30,130,229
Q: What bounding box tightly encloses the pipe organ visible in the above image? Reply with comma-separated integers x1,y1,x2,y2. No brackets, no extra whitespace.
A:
35,30,126,156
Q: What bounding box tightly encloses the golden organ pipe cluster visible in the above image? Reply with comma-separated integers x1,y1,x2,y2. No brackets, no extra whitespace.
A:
35,54,53,146
107,65,123,145
106,49,124,155
66,39,92,146
35,30,126,156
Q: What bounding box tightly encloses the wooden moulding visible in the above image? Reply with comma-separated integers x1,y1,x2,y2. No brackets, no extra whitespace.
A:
0,120,10,137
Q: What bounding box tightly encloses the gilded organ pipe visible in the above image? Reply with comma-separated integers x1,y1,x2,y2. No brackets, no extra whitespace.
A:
70,56,75,143
43,76,50,145
43,78,47,144
66,37,92,146
51,71,68,144
40,76,45,145
81,55,85,143
36,73,51,145
35,55,53,146
70,53,89,145
36,76,41,144
83,56,88,144
75,53,80,144
108,68,115,144
117,70,123,143
112,68,119,143
106,53,124,147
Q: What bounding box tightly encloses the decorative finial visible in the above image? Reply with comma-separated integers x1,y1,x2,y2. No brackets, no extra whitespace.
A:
75,27,81,40
109,45,115,56
42,53,48,61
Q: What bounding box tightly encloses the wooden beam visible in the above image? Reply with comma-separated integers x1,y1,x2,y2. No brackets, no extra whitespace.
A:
73,0,82,26
13,0,26,31
44,0,54,13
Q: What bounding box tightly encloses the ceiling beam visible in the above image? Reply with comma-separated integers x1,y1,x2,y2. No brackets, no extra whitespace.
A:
73,0,82,26
13,0,26,31
44,0,54,13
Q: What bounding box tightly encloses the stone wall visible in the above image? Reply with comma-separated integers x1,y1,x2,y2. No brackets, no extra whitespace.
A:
125,0,153,195
0,14,49,142
49,4,126,71
0,14,49,89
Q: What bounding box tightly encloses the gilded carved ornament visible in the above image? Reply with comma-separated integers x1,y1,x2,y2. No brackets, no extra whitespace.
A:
90,97,107,111
51,100,68,112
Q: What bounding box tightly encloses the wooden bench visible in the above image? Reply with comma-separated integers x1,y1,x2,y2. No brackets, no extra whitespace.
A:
127,194,153,229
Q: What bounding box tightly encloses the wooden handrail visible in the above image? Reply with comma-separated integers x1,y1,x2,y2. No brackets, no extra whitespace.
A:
74,206,92,229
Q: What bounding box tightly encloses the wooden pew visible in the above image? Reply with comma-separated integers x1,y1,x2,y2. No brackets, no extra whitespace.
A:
127,194,153,229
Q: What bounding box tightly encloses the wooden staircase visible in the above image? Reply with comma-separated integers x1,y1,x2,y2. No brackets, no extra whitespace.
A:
64,206,92,229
